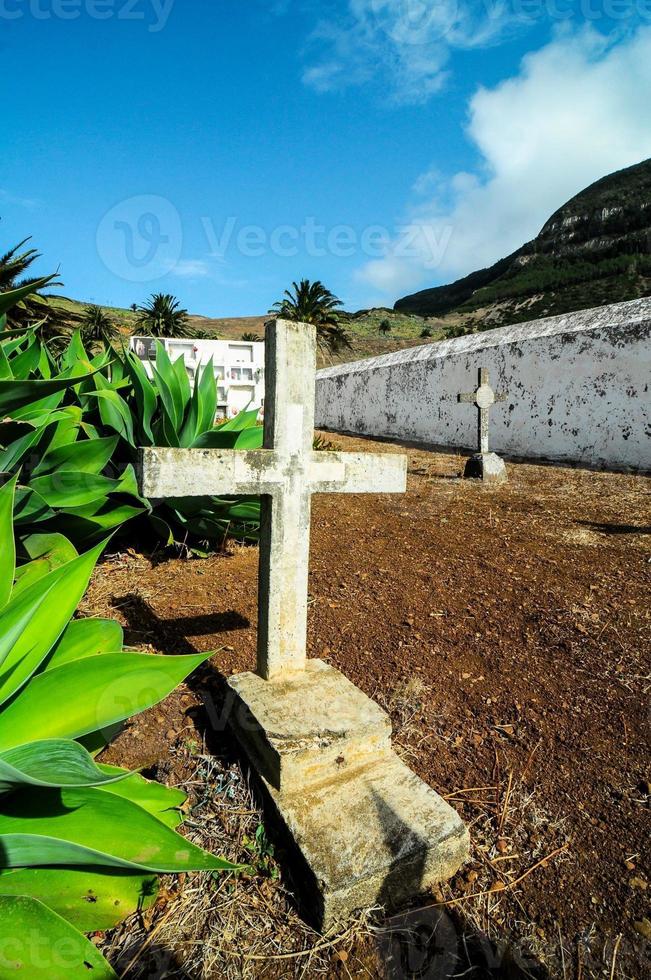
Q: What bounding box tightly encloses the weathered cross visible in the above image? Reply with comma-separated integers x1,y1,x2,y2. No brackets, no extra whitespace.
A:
458,367,507,455
138,320,407,681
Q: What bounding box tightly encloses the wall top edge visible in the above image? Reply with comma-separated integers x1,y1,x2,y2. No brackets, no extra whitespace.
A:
317,298,651,379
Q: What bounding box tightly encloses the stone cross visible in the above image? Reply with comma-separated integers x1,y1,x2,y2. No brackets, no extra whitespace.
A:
458,367,506,455
138,319,406,681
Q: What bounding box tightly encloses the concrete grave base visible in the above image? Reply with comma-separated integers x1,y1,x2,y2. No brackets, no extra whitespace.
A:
464,452,508,484
227,660,470,930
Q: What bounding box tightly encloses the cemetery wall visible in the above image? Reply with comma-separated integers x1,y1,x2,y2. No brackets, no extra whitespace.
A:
315,299,651,471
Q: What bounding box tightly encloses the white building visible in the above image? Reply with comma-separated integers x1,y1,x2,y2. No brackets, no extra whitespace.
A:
129,336,265,420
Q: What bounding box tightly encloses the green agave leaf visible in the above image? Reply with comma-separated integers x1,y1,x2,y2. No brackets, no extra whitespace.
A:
192,423,263,451
59,331,89,371
0,539,106,703
8,390,65,422
78,723,123,758
123,352,156,444
34,435,118,477
0,740,130,794
52,501,144,546
20,531,78,564
173,353,191,411
97,768,186,829
7,336,41,379
0,895,117,979
84,387,135,445
152,342,183,430
13,534,79,601
0,344,13,380
12,486,55,525
42,618,123,672
0,786,239,873
0,275,56,317
196,358,217,434
0,423,45,471
0,476,17,610
179,368,201,448
0,651,210,751
0,866,158,933
217,406,259,432
0,371,97,418
30,471,124,508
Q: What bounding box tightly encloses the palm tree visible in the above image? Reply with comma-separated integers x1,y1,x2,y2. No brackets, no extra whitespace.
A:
0,236,73,340
378,318,391,335
80,304,119,348
269,279,351,355
241,332,262,342
134,293,190,338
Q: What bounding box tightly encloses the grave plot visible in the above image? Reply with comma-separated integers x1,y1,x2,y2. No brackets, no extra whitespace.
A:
84,437,650,979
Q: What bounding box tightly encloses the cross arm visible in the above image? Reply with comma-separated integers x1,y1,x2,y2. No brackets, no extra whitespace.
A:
137,447,281,498
458,393,476,403
494,392,507,403
308,452,407,494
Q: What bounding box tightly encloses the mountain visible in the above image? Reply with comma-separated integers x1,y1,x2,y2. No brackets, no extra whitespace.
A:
394,159,651,328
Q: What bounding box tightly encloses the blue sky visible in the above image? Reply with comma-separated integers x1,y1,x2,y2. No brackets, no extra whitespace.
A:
2,1,651,316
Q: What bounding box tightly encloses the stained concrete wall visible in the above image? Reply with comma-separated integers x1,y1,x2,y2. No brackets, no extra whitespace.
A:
315,299,651,472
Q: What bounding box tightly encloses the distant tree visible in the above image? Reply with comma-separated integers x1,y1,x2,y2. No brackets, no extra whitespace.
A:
0,236,74,344
134,293,190,338
130,303,138,312
241,332,262,342
420,327,432,338
270,279,351,355
378,318,392,335
80,304,119,347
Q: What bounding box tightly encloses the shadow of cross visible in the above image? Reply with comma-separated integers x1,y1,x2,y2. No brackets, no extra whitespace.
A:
458,367,507,455
137,319,407,681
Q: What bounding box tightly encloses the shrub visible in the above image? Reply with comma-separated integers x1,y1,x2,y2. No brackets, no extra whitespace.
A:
0,476,238,977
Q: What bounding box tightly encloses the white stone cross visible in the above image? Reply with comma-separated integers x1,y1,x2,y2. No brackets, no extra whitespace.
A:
138,320,407,682
458,367,507,455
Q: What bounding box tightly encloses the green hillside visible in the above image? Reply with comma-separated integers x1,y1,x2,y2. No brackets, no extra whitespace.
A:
395,158,651,328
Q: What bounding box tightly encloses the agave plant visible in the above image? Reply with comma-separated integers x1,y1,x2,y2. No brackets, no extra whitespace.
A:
0,324,147,552
0,477,239,978
105,341,263,550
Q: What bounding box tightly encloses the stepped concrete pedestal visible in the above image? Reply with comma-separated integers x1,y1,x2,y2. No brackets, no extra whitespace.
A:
227,660,470,929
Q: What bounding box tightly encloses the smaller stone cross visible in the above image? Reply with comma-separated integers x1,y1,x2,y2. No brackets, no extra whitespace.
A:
458,367,506,455
458,367,508,483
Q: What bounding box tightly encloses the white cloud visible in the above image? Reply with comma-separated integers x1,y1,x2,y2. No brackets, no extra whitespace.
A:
169,258,212,279
0,188,41,211
357,27,651,298
302,0,514,104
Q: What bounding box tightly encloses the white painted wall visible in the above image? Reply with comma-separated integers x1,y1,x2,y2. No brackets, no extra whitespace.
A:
315,299,651,472
129,336,265,419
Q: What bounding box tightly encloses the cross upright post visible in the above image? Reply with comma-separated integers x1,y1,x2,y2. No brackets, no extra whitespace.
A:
458,366,508,484
138,319,407,681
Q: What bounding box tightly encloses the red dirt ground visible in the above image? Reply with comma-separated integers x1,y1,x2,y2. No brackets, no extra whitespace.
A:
86,436,650,978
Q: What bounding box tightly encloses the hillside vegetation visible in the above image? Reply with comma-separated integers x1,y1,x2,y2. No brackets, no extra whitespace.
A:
395,158,651,328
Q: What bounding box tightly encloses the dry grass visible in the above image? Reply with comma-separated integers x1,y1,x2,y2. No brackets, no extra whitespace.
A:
100,740,378,979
